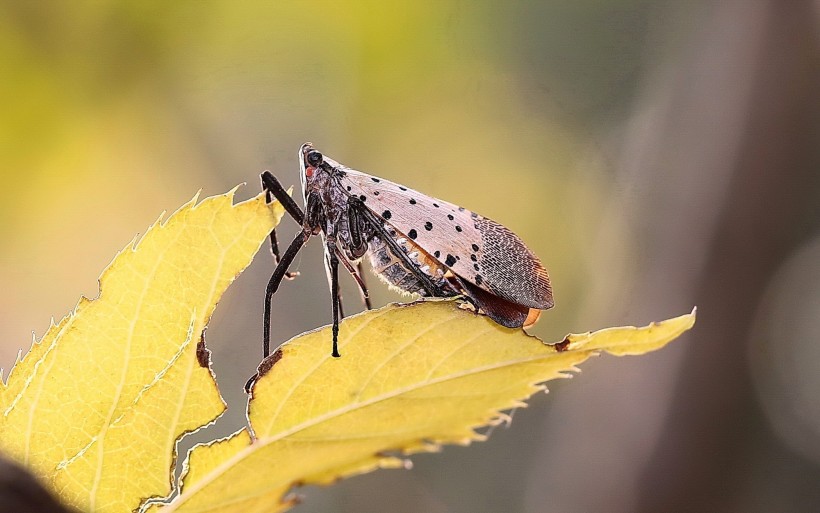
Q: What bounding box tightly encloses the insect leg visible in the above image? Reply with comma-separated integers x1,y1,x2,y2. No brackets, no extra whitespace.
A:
261,171,303,279
332,249,370,309
327,240,342,358
357,261,373,310
345,206,372,309
323,248,346,320
263,229,310,358
261,171,304,223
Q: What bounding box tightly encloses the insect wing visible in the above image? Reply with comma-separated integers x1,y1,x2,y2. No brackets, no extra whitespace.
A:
338,167,553,310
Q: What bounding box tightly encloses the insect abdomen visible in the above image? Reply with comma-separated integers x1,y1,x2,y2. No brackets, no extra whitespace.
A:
368,236,425,295
367,234,451,297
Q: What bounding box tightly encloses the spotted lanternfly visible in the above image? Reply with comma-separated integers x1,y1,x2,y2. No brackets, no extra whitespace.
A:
259,143,554,360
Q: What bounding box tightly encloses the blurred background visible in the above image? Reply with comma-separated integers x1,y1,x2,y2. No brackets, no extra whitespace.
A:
1,1,819,512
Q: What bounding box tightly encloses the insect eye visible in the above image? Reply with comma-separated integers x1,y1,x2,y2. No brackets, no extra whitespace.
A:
306,151,323,167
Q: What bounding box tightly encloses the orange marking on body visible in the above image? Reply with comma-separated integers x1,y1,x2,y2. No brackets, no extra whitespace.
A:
405,239,447,277
523,308,542,328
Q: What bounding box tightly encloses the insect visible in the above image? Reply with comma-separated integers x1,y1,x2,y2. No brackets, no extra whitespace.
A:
260,143,553,360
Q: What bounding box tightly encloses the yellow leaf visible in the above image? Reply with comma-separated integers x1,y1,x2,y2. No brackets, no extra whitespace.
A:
163,301,695,513
0,189,284,513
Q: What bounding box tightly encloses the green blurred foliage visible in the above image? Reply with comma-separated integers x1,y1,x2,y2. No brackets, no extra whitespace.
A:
0,0,651,351
0,1,676,512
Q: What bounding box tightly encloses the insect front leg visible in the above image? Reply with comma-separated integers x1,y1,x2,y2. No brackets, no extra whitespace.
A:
323,248,345,320
326,239,342,358
263,229,310,358
261,171,304,223
246,227,311,394
261,171,304,279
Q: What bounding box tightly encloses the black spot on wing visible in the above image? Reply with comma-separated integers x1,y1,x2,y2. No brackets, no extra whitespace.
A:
382,210,392,220
408,229,418,240
409,198,416,205
472,243,479,251
424,221,433,231
445,254,456,267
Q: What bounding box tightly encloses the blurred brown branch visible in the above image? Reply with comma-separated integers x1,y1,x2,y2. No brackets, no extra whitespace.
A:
626,1,820,511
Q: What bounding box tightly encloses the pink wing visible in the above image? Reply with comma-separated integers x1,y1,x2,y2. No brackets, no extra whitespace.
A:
339,167,553,310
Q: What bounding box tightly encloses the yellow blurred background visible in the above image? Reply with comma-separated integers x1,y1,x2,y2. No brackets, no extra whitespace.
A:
1,1,819,512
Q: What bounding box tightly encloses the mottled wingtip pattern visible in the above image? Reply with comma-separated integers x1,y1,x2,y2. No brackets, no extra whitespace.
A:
475,217,553,310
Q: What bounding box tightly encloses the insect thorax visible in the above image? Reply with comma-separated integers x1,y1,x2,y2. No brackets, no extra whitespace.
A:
366,231,455,297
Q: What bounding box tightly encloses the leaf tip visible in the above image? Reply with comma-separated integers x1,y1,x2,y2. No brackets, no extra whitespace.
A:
153,210,167,228
227,183,246,199
127,232,141,252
